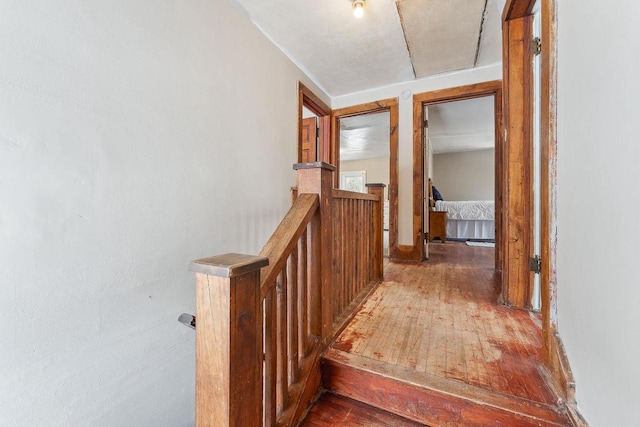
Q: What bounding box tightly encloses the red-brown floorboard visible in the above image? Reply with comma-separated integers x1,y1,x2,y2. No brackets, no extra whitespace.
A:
330,241,556,405
299,393,424,427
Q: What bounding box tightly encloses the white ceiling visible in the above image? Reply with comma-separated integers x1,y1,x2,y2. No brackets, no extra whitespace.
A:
232,0,503,97
340,112,390,161
235,0,502,157
339,96,494,161
428,97,495,154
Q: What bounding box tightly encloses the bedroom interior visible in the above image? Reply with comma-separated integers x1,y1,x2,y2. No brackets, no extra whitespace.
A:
427,96,496,246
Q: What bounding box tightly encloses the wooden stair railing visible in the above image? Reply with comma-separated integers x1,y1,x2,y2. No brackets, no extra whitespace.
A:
189,162,384,427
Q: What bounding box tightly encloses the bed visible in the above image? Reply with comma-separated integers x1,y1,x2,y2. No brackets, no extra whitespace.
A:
434,200,495,240
428,179,495,240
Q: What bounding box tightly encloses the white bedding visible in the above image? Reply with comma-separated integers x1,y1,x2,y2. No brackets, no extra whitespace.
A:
434,200,495,220
434,200,495,239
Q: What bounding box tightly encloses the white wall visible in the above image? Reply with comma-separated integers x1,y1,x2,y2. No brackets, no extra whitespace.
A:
556,1,640,424
332,65,502,244
432,149,494,201
0,1,328,426
341,157,390,199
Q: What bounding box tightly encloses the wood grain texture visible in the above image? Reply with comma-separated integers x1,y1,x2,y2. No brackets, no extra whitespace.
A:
195,273,230,427
298,82,331,165
325,242,571,426
189,253,268,278
195,269,263,427
367,184,385,279
503,0,537,21
322,350,569,426
502,15,533,308
259,193,319,299
300,117,317,163
300,393,424,427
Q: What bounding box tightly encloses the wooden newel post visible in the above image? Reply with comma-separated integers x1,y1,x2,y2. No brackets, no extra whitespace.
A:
366,183,386,280
293,162,336,342
189,253,269,427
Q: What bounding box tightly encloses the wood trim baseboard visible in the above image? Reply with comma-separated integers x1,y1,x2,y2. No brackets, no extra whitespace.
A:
537,331,589,426
565,402,589,427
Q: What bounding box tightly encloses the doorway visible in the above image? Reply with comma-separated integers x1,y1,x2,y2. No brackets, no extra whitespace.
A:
338,111,391,255
332,98,399,258
413,81,504,270
298,82,331,164
426,97,497,257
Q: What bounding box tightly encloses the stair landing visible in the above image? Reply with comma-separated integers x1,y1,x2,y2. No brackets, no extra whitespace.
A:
304,242,571,426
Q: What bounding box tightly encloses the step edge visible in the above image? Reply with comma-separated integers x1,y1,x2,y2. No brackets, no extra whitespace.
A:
323,348,570,425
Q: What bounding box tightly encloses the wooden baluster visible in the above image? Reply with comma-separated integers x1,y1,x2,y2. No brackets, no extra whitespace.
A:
265,288,277,426
367,184,385,280
276,269,288,412
189,253,268,427
288,250,299,382
337,198,343,318
358,200,362,301
298,231,308,357
294,162,335,342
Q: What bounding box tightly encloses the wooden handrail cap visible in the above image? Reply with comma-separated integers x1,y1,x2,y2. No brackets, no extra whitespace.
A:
189,253,269,278
293,162,336,171
365,183,386,188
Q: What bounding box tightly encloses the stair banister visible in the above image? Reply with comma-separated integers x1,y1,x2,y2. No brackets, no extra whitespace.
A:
189,253,268,427
293,162,336,342
189,162,385,427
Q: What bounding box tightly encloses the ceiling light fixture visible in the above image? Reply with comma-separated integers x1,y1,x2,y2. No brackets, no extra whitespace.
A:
352,0,365,19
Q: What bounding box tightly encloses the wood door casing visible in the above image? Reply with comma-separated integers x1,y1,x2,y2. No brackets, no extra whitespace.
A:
298,82,331,169
301,117,317,163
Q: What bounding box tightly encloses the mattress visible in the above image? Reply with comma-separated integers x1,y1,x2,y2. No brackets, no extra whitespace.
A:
434,200,495,221
434,200,495,239
447,220,495,239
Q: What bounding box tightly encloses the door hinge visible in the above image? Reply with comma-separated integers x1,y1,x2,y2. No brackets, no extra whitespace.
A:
316,127,320,138
530,255,541,274
424,119,429,128
530,37,541,56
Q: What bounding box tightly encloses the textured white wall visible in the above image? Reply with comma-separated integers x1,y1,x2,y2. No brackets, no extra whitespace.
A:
432,149,494,201
0,0,327,426
556,0,640,424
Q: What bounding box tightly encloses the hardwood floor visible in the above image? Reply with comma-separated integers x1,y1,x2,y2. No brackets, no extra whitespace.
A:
330,241,553,404
300,393,424,427
301,241,571,426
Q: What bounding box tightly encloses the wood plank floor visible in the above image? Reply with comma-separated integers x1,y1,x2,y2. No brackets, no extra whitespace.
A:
330,241,555,405
300,393,424,427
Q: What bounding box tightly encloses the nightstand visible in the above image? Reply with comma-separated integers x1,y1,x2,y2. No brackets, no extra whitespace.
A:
429,210,447,242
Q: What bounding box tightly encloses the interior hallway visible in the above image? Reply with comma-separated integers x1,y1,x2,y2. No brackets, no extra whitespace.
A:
321,242,568,425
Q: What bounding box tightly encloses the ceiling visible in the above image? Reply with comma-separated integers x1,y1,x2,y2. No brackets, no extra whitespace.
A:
428,97,495,154
237,0,503,157
339,96,494,161
340,112,390,161
232,0,504,96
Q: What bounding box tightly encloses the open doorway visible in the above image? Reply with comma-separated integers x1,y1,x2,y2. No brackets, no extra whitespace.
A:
339,111,391,256
413,81,503,270
332,98,399,258
426,97,497,254
298,82,331,164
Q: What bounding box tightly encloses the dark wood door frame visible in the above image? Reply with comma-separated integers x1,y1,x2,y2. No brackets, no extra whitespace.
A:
331,99,399,259
298,82,331,164
412,81,504,265
503,0,577,412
